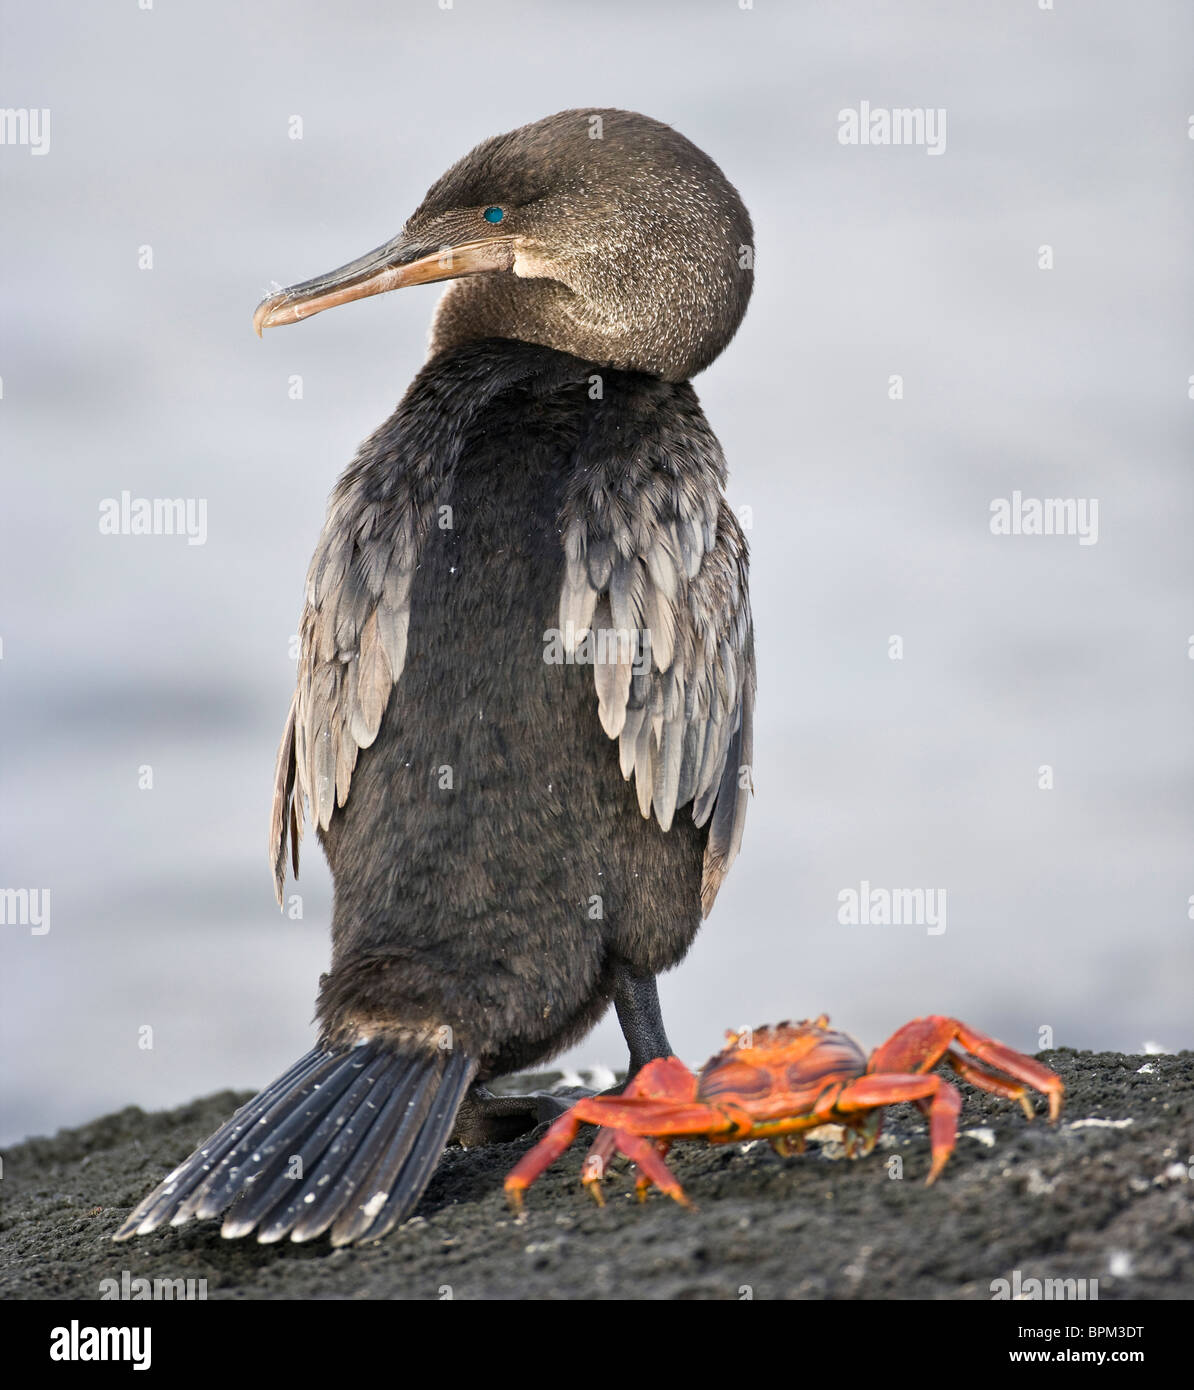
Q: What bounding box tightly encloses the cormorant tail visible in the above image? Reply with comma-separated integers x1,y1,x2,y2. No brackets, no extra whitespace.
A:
112,1039,478,1247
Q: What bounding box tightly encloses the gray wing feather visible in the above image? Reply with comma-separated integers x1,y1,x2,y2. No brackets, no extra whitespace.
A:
558,421,755,915
270,492,420,905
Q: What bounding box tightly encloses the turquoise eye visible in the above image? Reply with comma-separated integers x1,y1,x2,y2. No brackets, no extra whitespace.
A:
482,206,504,223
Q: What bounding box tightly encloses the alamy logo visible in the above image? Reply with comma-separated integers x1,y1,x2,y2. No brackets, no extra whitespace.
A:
50,1322,151,1370
837,881,947,935
542,624,652,676
992,1270,1099,1300
98,491,208,545
99,1270,208,1300
0,107,51,155
0,887,50,935
838,102,946,156
990,492,1098,545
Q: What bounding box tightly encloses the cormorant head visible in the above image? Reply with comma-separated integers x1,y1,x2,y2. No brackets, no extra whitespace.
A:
253,109,753,382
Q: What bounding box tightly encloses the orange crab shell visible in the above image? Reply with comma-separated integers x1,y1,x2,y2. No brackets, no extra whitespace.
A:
702,1016,870,1118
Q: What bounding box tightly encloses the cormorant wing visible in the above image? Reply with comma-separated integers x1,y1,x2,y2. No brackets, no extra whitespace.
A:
270,370,755,917
557,380,755,915
270,434,421,904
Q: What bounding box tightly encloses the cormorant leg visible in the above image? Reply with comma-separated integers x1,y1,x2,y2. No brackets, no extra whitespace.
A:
452,1084,589,1147
613,964,673,1077
454,966,671,1146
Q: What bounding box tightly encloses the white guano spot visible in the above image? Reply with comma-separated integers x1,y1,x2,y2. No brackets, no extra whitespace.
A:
362,1191,387,1219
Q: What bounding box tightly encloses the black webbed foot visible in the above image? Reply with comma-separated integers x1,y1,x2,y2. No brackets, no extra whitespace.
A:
451,1084,594,1146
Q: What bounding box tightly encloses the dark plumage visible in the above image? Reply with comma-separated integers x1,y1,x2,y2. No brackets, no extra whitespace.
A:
115,108,755,1246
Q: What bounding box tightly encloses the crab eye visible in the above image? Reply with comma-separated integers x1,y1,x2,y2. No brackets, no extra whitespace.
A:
482,206,505,224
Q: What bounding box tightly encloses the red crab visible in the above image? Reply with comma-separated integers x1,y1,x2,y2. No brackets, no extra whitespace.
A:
505,1014,1064,1207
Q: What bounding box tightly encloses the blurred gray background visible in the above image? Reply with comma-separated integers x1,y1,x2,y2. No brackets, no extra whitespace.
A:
3,0,1191,1145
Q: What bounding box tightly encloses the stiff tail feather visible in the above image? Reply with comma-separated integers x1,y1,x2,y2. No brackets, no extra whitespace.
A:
112,1039,477,1246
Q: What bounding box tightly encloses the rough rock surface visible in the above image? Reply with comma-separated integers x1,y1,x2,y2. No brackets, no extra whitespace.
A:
2,1050,1191,1300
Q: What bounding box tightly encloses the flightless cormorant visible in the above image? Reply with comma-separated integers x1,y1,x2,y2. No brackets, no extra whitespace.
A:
116,109,755,1245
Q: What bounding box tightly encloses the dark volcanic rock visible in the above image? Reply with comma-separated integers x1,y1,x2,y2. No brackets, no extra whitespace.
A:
2,1051,1191,1300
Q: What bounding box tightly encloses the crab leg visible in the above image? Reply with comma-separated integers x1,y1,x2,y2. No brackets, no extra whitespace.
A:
942,1053,1036,1120
582,1126,620,1199
505,1056,705,1208
868,1015,1063,1120
504,1108,589,1209
503,1095,692,1209
605,1131,691,1206
634,1140,673,1199
948,1020,1064,1120
834,1073,963,1183
573,1055,707,1204
580,1126,676,1203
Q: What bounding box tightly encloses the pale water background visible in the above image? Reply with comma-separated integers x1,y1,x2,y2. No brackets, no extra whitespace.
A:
2,0,1191,1144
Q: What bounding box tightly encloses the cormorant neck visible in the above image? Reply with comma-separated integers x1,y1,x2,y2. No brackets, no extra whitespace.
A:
427,250,743,383
429,275,662,378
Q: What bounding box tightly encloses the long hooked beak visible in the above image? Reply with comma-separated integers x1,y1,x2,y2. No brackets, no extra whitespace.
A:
253,233,516,335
